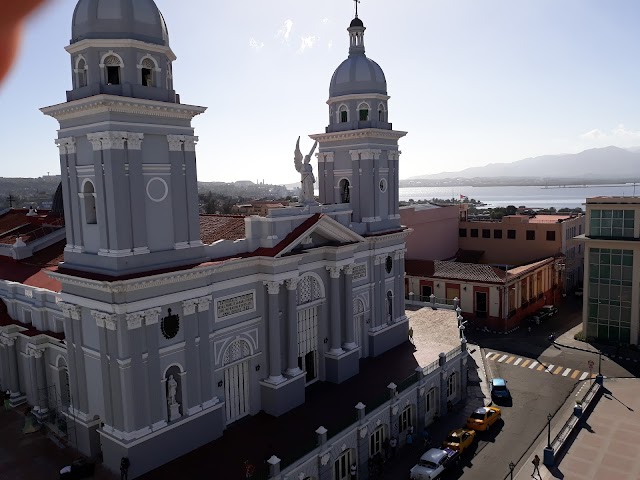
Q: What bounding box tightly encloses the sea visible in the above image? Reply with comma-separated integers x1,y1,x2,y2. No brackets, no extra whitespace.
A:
398,184,640,210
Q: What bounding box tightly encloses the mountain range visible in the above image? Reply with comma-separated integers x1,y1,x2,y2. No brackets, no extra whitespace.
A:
409,146,640,180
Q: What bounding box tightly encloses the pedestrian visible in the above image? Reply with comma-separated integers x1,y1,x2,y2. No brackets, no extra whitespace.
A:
421,427,431,448
409,425,414,436
527,326,531,334
408,326,414,345
389,436,397,459
120,457,130,480
532,454,540,477
406,432,413,447
350,462,357,479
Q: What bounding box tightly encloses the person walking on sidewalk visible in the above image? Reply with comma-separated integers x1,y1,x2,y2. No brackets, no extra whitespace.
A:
532,454,541,477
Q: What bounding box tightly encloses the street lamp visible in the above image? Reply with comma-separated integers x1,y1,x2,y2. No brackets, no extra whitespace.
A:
549,337,603,384
509,461,515,480
543,413,554,466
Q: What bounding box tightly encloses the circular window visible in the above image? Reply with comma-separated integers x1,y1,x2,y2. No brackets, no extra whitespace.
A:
161,308,180,339
385,256,393,273
146,177,169,203
379,178,387,192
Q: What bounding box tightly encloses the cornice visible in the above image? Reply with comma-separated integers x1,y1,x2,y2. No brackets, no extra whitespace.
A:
41,95,207,122
65,38,177,61
326,93,391,105
309,128,407,143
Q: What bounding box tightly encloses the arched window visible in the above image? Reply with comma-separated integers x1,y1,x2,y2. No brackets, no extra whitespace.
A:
140,57,157,87
75,57,87,88
82,181,97,224
166,61,173,89
339,105,348,123
104,55,122,85
358,102,370,121
386,290,393,321
378,103,386,122
338,178,350,203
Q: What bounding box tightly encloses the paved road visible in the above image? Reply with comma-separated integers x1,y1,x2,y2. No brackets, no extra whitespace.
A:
383,297,639,479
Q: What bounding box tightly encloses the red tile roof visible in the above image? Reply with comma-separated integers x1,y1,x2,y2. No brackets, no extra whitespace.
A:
200,215,246,244
0,241,65,292
0,209,64,245
528,215,573,224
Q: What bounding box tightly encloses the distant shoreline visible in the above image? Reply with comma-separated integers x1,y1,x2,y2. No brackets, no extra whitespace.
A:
399,180,640,188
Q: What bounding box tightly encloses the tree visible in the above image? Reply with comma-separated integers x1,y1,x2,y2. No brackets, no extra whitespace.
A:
506,205,517,216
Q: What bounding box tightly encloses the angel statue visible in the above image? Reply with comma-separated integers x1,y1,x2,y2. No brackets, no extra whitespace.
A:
294,136,318,204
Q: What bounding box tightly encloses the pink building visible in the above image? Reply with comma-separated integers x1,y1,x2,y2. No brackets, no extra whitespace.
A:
399,204,461,260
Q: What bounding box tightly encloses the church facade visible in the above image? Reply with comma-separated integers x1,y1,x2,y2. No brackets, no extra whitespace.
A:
0,1,413,477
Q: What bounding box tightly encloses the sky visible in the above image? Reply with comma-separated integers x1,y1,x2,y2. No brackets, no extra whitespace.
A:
1,0,640,183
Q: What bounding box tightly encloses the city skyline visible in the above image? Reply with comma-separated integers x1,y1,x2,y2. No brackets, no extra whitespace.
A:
1,0,640,183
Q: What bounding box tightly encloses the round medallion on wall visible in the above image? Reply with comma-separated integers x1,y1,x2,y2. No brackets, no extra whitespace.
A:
386,255,393,273
161,308,180,339
379,178,387,192
146,177,169,203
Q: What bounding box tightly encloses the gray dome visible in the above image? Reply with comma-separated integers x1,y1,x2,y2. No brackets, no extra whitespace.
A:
71,0,169,46
329,55,387,97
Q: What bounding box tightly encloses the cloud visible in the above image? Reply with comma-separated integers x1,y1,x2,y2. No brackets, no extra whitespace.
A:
321,18,329,24
277,19,294,41
298,36,317,53
581,124,640,140
248,38,264,51
580,129,605,140
328,40,333,49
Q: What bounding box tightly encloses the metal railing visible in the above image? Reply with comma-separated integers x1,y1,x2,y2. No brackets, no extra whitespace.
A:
423,359,440,376
445,345,463,362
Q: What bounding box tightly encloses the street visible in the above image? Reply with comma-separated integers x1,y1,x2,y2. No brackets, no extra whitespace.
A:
382,296,639,479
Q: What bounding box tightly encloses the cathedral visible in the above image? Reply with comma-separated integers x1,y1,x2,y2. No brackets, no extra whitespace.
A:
0,0,411,477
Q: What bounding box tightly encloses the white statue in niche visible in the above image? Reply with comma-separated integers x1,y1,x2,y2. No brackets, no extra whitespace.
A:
294,136,318,204
167,375,181,421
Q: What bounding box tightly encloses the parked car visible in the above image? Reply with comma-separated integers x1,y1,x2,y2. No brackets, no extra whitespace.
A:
59,459,95,480
442,428,476,453
466,406,502,432
410,447,459,480
490,378,511,401
526,314,542,325
539,305,558,317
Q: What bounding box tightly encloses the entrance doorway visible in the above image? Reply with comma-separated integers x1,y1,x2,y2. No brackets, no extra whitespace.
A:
224,360,250,424
297,307,318,385
475,291,487,318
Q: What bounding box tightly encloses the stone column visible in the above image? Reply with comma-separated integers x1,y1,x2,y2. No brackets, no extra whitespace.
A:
126,134,148,254
95,312,114,426
327,266,344,355
61,303,89,414
196,297,214,406
183,136,202,245
265,282,284,383
167,135,189,248
126,312,150,430
343,264,356,350
28,347,39,407
285,278,302,376
182,299,202,413
0,340,8,392
143,308,165,429
55,138,78,249
87,134,110,253
101,132,132,253
375,255,387,326
6,337,24,405
394,250,405,319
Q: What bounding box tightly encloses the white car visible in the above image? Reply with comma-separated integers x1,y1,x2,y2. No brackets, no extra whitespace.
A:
409,448,458,480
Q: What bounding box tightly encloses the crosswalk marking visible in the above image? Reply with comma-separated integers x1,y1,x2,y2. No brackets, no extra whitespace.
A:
553,366,563,375
537,364,545,371
486,353,595,382
490,353,500,360
521,359,531,367
486,352,494,359
498,355,508,363
545,364,555,373
591,373,597,379
579,372,589,380
562,368,572,377
529,361,539,369
514,358,522,366
571,370,580,379
506,356,515,364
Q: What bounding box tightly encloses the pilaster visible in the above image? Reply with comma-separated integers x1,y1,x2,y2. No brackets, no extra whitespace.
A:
265,281,285,384
327,266,344,355
167,135,189,248
343,264,356,350
285,277,302,376
181,298,201,412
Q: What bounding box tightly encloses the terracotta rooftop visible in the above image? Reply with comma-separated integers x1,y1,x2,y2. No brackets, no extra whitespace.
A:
200,215,246,244
0,209,64,245
528,215,574,224
406,256,555,285
0,240,65,292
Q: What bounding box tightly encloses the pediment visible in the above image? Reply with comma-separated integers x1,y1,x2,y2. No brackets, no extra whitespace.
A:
277,215,364,257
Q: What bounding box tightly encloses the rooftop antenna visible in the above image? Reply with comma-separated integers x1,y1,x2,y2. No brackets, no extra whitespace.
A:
354,0,360,17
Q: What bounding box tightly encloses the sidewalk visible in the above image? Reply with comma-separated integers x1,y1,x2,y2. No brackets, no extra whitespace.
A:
514,378,640,480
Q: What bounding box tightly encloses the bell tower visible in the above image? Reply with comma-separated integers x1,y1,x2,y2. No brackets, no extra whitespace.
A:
41,0,207,276
311,13,407,234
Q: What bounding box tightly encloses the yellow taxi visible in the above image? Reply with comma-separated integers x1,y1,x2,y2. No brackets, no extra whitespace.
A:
465,406,501,431
442,428,476,453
